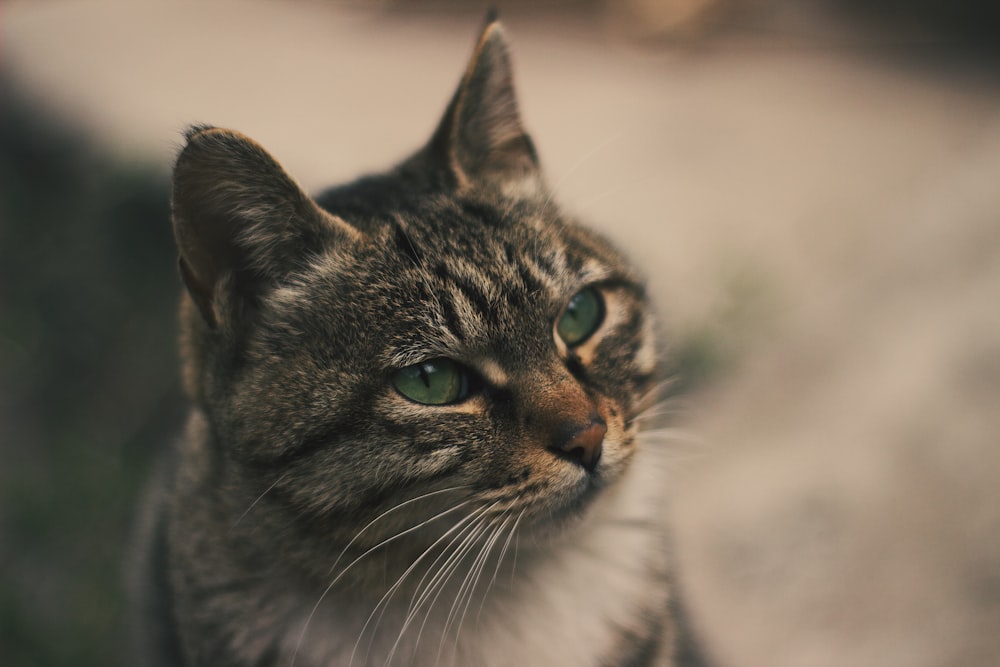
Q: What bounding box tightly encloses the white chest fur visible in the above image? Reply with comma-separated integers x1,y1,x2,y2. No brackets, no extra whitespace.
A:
469,446,672,667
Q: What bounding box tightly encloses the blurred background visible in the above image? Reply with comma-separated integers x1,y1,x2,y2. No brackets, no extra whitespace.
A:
2,1,999,666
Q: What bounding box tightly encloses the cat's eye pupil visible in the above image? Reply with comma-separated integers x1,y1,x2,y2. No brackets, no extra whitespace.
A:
392,359,468,405
557,287,605,346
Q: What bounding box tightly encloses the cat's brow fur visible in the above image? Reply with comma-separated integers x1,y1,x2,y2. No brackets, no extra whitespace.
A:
131,17,697,667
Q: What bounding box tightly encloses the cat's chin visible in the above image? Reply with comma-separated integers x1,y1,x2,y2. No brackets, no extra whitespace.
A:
520,442,642,543
513,469,612,543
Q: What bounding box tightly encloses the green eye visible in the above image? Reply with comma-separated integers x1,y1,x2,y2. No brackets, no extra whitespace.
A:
392,359,469,405
557,287,605,346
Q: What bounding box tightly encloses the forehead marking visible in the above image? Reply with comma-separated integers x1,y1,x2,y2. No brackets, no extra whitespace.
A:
446,287,488,341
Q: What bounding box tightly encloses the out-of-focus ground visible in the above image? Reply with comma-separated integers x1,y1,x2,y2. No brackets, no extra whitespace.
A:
2,1,999,665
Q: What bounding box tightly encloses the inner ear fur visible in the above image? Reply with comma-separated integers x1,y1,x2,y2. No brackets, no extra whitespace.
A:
171,126,360,328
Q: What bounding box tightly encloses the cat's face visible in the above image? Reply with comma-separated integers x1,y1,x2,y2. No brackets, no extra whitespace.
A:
171,22,658,569
229,196,654,537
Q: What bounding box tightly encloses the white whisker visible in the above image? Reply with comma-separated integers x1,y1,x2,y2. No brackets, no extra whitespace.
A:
631,399,684,426
634,380,674,412
230,473,286,531
434,512,499,666
452,512,511,651
478,508,524,622
406,501,502,617
639,427,702,443
510,522,521,588
349,503,490,667
326,485,470,576
541,131,624,217
382,502,501,666
404,507,496,660
290,496,472,667
574,170,667,211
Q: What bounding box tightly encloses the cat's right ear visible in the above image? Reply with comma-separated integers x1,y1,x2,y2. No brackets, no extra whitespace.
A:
171,126,361,329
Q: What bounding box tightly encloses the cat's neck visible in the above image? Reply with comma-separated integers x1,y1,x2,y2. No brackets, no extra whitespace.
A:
289,449,671,667
171,418,674,666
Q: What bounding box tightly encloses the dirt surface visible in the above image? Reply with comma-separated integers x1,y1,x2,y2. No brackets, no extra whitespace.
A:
5,1,1000,665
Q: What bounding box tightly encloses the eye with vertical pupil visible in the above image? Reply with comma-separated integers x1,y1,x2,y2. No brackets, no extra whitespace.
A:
557,287,605,346
392,359,469,405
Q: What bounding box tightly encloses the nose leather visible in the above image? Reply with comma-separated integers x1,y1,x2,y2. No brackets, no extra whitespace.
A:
552,418,605,471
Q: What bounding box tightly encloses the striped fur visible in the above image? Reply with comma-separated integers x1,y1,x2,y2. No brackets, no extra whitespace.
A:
134,16,688,667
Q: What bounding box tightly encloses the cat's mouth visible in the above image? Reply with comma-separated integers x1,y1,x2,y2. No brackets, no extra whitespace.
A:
546,472,606,521
337,429,637,556
534,429,639,522
492,474,608,546
482,450,625,534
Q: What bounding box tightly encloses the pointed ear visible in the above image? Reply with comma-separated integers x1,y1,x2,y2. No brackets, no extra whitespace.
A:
171,126,359,328
428,17,542,196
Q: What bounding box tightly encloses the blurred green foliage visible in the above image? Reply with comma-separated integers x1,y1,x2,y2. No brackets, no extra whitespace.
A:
0,74,185,666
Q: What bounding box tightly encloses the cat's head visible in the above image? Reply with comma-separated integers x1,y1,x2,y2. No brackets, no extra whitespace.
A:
171,20,658,558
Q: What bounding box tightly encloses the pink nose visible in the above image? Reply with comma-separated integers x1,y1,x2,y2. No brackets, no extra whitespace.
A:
553,419,605,471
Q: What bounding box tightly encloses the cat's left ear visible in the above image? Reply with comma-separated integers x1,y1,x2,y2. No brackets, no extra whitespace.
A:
428,16,543,197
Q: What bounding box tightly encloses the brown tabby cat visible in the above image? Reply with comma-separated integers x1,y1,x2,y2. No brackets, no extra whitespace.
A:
132,16,699,667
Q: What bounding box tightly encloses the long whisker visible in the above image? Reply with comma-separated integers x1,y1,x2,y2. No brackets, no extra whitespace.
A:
529,130,624,270
290,497,472,667
404,509,485,619
633,380,674,415
450,514,504,634
352,506,490,667
381,502,500,666
332,498,475,593
478,508,524,622
540,130,624,217
326,486,470,576
348,508,492,665
451,512,511,653
445,515,498,637
230,473,287,531
406,499,503,622
403,516,489,658
384,502,503,665
432,513,499,666
510,521,521,588
573,170,667,211
638,427,702,443
630,399,683,426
